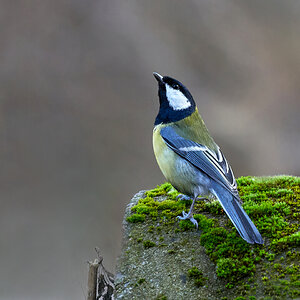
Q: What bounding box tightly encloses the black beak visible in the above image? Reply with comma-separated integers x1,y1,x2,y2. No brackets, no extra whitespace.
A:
153,72,163,83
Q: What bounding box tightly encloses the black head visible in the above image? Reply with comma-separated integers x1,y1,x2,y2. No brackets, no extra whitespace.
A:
153,72,196,125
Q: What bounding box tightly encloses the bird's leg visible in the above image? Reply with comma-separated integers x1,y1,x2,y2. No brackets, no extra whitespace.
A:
177,195,199,228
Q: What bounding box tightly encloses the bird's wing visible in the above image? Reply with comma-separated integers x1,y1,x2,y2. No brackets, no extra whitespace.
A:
160,126,239,199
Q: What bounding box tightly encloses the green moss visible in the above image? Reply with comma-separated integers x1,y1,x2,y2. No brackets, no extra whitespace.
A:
216,258,236,278
155,294,167,300
255,215,289,238
145,182,173,198
293,212,300,219
216,257,255,280
126,214,145,223
126,176,300,297
243,200,291,217
143,240,156,249
148,225,154,233
271,231,300,250
188,267,207,287
225,282,233,289
134,204,155,214
265,252,275,261
286,264,299,274
179,220,196,231
273,263,283,272
158,199,182,210
204,200,223,215
194,214,215,230
137,278,145,284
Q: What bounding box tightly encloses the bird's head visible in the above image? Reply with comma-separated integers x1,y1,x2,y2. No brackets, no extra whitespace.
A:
153,72,196,125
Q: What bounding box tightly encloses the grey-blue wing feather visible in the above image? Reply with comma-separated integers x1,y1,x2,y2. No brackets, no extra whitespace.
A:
160,126,239,199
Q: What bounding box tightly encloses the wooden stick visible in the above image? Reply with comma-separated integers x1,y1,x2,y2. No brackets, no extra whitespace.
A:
87,259,100,300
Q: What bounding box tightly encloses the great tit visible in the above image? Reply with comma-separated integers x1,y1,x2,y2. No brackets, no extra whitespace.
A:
152,72,263,245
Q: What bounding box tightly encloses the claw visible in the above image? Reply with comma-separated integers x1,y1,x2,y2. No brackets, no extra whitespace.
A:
189,217,198,228
177,211,188,219
177,211,198,229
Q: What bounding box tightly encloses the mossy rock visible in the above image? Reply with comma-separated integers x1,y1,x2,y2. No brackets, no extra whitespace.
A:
115,176,300,299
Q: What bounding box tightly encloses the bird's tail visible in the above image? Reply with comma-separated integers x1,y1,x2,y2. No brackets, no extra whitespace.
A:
212,184,263,244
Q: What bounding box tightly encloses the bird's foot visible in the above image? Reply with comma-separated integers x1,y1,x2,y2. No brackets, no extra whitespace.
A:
177,211,198,228
176,194,192,201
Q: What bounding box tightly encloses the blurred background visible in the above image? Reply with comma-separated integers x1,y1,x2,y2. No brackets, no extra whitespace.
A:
0,0,299,299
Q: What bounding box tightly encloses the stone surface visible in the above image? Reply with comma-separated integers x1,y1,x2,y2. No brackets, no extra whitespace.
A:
115,192,235,300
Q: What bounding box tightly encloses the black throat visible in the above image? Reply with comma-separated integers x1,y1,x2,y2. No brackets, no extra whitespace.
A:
154,84,196,125
154,104,195,125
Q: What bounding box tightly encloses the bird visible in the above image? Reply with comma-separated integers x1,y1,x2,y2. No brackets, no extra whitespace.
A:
152,72,263,244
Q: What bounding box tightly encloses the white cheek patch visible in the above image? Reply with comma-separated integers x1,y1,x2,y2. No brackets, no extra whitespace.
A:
166,85,191,110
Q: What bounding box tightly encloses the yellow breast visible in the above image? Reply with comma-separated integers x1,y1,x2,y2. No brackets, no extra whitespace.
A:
152,112,216,196
153,124,177,182
152,122,211,196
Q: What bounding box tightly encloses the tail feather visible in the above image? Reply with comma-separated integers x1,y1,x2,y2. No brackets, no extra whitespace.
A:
212,185,263,244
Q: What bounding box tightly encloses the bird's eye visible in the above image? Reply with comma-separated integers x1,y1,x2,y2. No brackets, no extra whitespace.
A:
172,84,179,90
